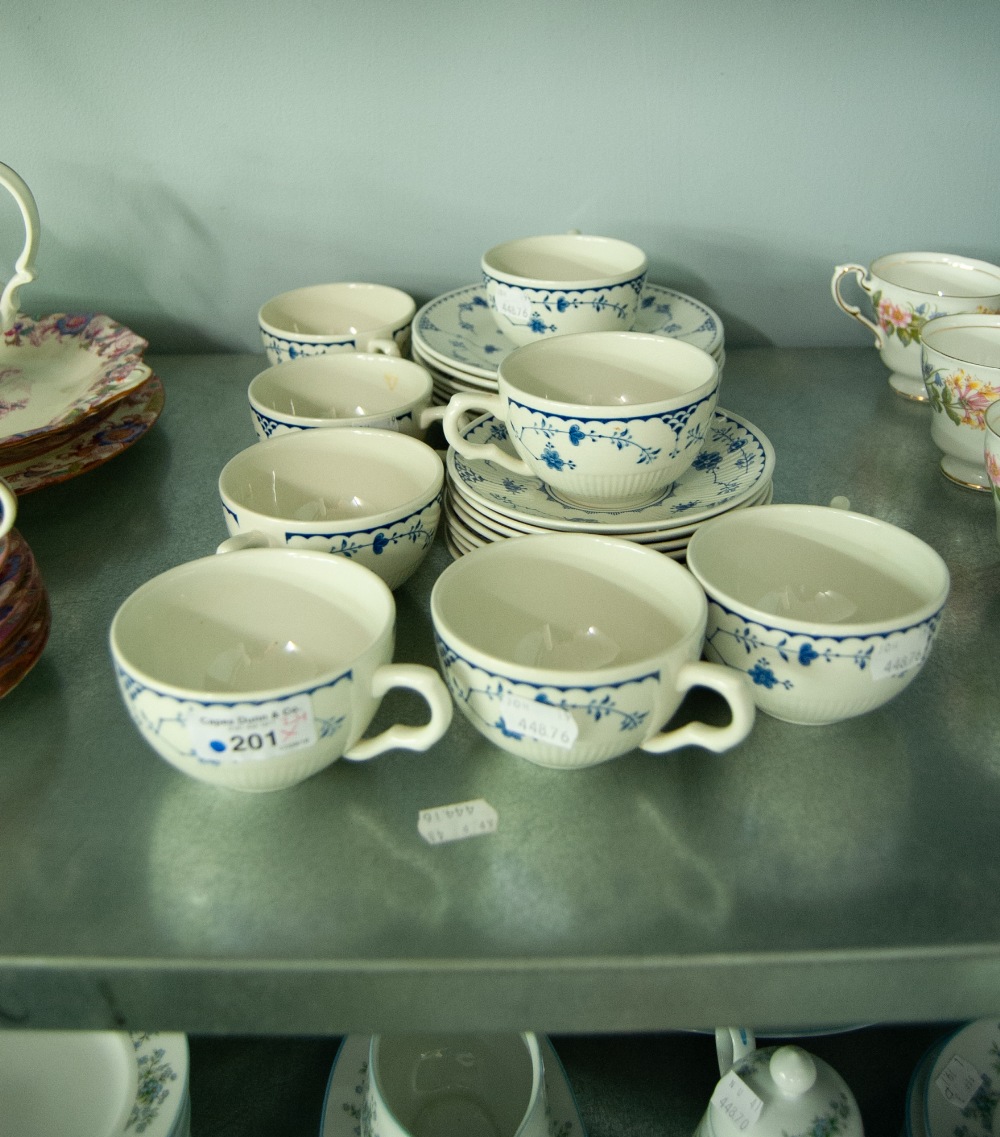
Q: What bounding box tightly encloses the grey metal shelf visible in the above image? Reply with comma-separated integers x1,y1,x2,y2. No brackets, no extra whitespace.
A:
1,347,998,1034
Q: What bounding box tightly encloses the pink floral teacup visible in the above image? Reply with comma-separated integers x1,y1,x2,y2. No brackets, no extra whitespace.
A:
986,400,1000,544
921,313,1000,490
831,252,1000,401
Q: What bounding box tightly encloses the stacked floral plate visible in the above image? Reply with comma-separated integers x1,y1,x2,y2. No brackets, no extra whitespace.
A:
0,1030,190,1137
0,312,163,494
0,525,51,696
411,281,725,403
444,408,774,561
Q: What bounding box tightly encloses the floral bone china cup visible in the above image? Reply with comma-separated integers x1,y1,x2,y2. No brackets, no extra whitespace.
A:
109,547,452,791
217,427,443,590
247,353,435,440
430,532,755,769
257,282,416,365
920,313,1000,490
481,233,647,345
442,332,720,507
985,400,1000,543
363,1033,547,1137
830,251,1000,401
685,504,950,725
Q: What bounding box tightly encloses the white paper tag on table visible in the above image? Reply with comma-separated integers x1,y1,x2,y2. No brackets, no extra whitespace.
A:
493,284,534,323
934,1053,984,1109
871,625,933,681
710,1071,764,1131
497,691,578,749
418,799,498,846
186,694,317,762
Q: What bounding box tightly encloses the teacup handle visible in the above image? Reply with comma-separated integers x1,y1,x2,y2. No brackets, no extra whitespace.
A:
639,660,755,755
364,337,401,357
0,476,17,541
715,1027,757,1074
216,530,273,554
0,163,40,334
343,663,453,761
830,263,883,347
442,392,532,476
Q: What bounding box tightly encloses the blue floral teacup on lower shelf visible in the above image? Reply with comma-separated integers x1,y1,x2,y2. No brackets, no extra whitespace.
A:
217,427,443,590
442,331,719,508
686,504,950,725
430,532,755,769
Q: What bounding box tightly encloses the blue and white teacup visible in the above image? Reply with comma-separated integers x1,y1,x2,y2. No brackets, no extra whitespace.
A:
686,504,950,725
217,428,443,590
442,331,720,508
430,532,755,769
482,233,647,346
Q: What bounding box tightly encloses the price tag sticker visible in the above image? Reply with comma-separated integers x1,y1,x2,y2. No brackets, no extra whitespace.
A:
418,799,498,846
497,691,578,750
871,625,933,681
934,1054,984,1109
186,695,317,762
493,284,533,323
711,1072,764,1132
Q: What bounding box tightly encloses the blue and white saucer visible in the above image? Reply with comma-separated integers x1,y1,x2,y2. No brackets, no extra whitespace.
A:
446,408,774,536
319,1034,587,1137
413,281,724,381
922,1019,1000,1137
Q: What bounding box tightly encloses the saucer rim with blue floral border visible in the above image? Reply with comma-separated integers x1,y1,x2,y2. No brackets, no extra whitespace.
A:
319,1033,587,1137
445,408,773,534
0,1029,188,1137
923,1019,1000,1137
413,281,724,380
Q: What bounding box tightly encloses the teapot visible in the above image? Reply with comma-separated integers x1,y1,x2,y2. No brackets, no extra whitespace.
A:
695,1028,864,1137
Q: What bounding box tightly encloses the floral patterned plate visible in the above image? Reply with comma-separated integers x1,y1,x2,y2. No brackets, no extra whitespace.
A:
320,1034,586,1137
924,1019,1000,1137
0,1029,187,1137
0,313,151,447
412,282,724,381
446,408,774,535
0,373,164,495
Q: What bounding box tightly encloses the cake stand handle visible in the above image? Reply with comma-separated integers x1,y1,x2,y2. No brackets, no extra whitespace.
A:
0,163,40,334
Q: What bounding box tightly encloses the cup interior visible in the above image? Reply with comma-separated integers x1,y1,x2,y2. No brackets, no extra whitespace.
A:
433,535,701,674
482,234,646,284
500,333,717,407
872,253,1000,298
111,550,392,694
372,1034,537,1137
687,506,948,631
921,316,1000,369
250,355,430,421
258,283,414,336
220,430,442,523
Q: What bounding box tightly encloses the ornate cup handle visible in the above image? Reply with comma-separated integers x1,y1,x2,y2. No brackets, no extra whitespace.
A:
0,163,40,334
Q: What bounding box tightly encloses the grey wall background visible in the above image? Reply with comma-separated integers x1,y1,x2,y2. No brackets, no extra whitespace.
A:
1,0,997,354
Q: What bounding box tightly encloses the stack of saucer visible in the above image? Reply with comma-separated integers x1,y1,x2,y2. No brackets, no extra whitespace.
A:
905,1019,1000,1137
444,407,774,561
411,281,725,403
0,525,51,696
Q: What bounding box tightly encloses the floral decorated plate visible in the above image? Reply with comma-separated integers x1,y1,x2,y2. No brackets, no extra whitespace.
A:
446,408,774,534
319,1034,586,1137
0,312,151,447
0,1029,187,1137
0,372,164,494
924,1019,1000,1137
413,282,724,381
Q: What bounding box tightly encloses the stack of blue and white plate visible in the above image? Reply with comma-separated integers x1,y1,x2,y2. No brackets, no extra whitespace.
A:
411,281,726,404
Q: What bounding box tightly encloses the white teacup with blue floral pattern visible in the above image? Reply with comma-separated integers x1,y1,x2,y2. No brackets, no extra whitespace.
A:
363,1033,547,1137
217,427,443,590
430,532,755,769
482,233,647,346
442,331,720,508
686,504,950,726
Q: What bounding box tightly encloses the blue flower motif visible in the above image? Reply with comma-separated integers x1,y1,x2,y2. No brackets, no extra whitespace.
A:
556,297,570,312
692,450,722,472
568,423,586,446
798,642,819,666
748,661,781,688
540,442,571,471
495,716,523,739
472,295,489,308
529,315,553,334
372,532,389,555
